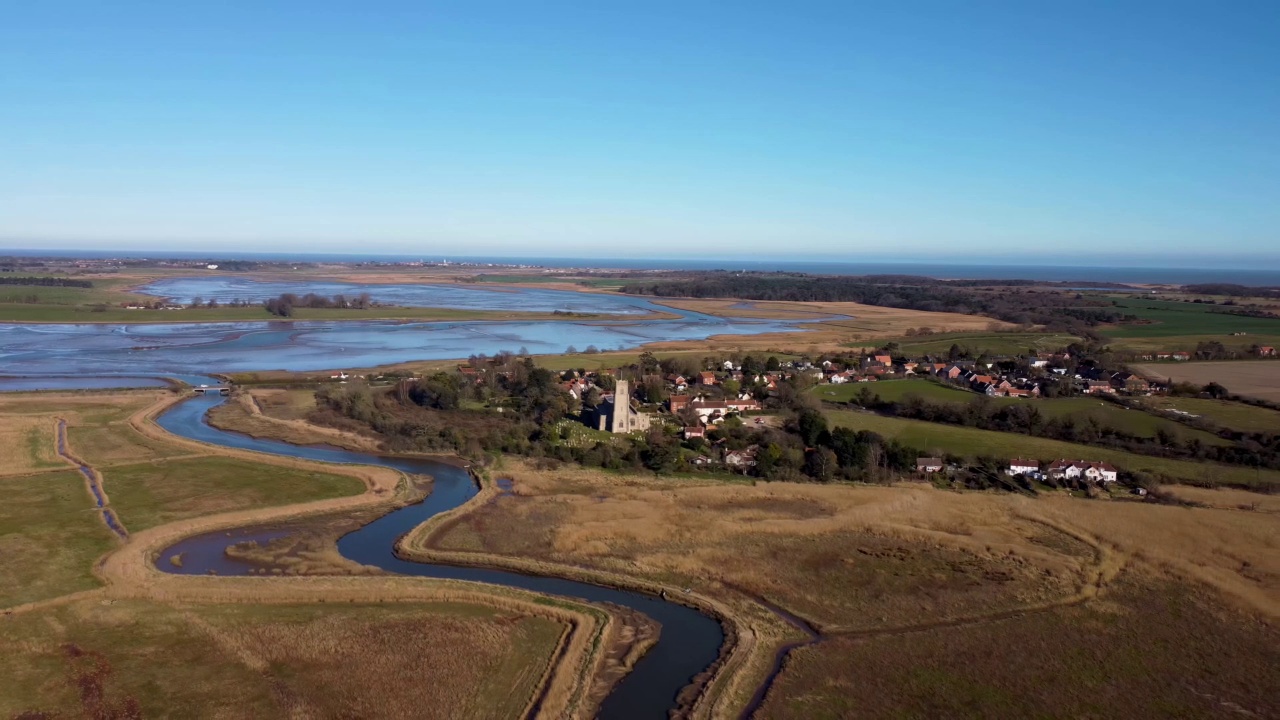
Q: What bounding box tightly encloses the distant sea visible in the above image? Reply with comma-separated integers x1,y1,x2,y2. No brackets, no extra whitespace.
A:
5,249,1280,286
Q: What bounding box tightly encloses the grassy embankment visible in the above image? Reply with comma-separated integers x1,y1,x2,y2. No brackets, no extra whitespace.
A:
825,408,1280,489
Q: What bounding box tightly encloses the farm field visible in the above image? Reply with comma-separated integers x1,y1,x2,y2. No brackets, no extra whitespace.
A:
871,331,1085,357
815,380,1228,445
1102,297,1280,337
757,571,1279,720
1141,396,1280,434
1133,361,1280,402
824,409,1280,489
104,456,364,531
0,598,565,719
0,470,118,607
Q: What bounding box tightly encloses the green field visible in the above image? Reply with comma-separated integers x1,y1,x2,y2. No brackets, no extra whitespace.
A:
0,599,565,719
0,471,117,608
103,457,364,531
0,277,147,307
825,409,1280,489
814,380,1226,444
868,332,1084,357
1102,297,1280,339
815,379,974,405
1141,396,1280,434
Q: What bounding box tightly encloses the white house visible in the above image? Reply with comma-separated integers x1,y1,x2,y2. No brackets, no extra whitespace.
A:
1006,459,1039,476
1048,460,1119,483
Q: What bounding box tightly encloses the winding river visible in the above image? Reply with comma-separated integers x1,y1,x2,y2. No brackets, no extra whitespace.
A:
154,394,725,719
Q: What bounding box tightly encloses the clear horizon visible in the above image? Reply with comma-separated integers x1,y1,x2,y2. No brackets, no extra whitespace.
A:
2,2,1278,260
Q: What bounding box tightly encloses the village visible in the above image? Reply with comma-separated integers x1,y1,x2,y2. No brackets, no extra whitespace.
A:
410,344,1191,489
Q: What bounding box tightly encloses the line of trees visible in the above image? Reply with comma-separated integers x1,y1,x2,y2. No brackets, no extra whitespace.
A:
0,276,93,288
264,292,374,317
619,273,1136,329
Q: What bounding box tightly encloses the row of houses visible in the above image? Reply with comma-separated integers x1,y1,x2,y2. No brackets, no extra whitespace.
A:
916,457,1119,484
813,350,1170,399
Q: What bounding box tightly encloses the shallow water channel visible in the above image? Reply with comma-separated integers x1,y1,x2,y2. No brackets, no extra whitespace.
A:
155,394,724,719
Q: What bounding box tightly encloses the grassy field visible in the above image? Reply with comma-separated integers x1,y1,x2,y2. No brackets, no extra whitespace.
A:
815,379,973,405
870,331,1085,357
1103,297,1280,338
1133,361,1280,402
0,415,63,475
432,461,1090,630
426,461,1278,716
0,470,117,608
0,599,565,719
825,409,1280,489
68,422,193,466
814,380,1228,444
248,388,319,420
758,571,1279,719
0,391,193,468
1141,396,1280,433
104,456,365,531
0,277,147,306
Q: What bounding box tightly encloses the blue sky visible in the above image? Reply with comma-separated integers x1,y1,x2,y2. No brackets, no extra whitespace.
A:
1,1,1277,263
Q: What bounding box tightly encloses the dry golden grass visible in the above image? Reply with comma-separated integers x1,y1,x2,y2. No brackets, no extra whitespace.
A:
771,568,1277,718
430,464,1097,630
656,297,1011,333
1134,361,1280,401
0,415,63,476
636,299,1012,354
757,569,1280,720
0,390,193,469
249,387,318,420
0,598,566,720
421,462,1280,717
1164,484,1280,513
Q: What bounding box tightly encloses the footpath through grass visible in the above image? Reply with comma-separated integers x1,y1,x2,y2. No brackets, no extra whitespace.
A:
826,409,1280,489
